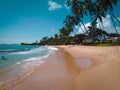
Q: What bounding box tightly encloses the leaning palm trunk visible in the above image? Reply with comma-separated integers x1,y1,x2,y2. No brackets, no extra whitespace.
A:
98,20,105,42
111,10,120,25
100,20,106,40
110,9,120,42
72,31,76,36
78,23,86,34
98,21,102,41
74,25,86,44
80,20,88,34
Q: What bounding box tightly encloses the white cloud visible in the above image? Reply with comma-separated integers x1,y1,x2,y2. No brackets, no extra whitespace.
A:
78,15,120,34
78,23,91,33
48,1,62,11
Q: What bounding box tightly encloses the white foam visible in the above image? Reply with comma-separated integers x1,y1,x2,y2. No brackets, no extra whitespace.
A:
11,47,45,55
47,47,58,51
0,46,58,88
23,52,52,62
15,50,54,67
14,46,58,71
9,46,58,55
16,62,22,65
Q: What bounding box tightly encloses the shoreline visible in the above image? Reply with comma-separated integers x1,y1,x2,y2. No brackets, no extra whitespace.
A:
0,47,58,89
8,48,82,90
2,45,120,90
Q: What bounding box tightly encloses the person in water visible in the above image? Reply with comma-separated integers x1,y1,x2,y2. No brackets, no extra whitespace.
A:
2,56,7,60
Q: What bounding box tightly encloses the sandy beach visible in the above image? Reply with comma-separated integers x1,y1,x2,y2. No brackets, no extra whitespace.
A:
8,45,120,90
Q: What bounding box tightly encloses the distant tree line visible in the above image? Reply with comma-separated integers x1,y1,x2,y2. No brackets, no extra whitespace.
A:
21,33,120,45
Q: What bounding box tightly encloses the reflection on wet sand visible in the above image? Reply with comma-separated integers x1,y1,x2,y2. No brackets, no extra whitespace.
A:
63,51,80,76
8,49,92,90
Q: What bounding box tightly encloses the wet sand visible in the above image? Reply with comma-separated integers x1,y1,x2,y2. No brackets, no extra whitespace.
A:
9,49,81,90
9,46,120,90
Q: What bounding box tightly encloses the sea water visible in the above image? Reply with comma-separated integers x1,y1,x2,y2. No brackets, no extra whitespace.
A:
0,44,58,85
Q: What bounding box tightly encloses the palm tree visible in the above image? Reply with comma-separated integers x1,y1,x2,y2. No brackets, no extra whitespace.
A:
84,0,94,21
59,27,70,44
96,0,120,25
59,27,69,37
97,0,117,12
88,26,108,42
74,34,86,44
40,37,48,45
97,0,119,41
54,34,59,45
66,0,88,33
65,0,119,43
63,15,76,35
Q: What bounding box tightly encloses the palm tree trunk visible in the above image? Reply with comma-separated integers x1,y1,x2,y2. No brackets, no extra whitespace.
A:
80,20,88,34
73,25,87,44
78,23,85,34
110,9,119,42
98,20,104,42
100,20,106,40
111,11,120,25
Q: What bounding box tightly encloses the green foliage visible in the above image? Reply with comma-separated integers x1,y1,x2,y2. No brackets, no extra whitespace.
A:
37,33,86,45
96,42,120,46
108,33,120,37
21,0,119,46
88,26,108,40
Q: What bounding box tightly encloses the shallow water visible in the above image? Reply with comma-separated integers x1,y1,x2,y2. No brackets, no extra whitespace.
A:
76,58,92,68
0,45,57,72
0,45,58,87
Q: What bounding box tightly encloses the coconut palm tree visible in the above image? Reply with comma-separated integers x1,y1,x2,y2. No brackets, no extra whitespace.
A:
84,0,94,21
66,0,88,33
97,0,117,12
88,25,108,42
97,0,119,41
96,0,120,26
59,27,70,37
65,0,119,42
63,15,75,34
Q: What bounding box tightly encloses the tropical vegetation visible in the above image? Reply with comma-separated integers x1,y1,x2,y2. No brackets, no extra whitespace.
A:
21,0,120,46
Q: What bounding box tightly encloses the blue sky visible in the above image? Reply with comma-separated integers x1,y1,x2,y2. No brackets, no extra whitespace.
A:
0,0,120,44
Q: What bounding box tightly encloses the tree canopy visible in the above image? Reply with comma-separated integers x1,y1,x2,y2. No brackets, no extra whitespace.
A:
22,0,120,46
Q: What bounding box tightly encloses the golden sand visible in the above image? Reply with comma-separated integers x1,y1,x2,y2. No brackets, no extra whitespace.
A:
9,46,120,90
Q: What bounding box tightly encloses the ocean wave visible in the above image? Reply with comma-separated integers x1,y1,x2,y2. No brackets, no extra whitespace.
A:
14,46,58,55
0,46,58,55
15,51,54,66
0,46,58,88
11,47,46,55
47,46,58,51
0,46,58,73
0,49,30,53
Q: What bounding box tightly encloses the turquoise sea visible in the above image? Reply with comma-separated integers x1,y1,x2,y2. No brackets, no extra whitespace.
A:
0,44,58,83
